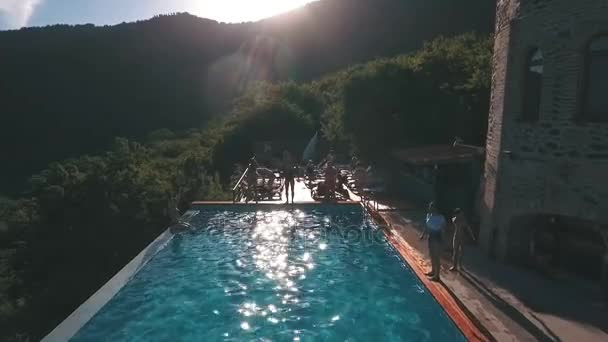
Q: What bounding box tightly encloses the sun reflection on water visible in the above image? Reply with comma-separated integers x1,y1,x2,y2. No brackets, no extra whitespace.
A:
238,210,322,331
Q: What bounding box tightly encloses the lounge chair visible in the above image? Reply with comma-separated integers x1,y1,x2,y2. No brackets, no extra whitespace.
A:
257,177,284,201
241,180,259,203
311,179,349,202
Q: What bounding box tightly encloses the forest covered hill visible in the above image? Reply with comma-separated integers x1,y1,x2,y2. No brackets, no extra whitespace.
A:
0,0,495,194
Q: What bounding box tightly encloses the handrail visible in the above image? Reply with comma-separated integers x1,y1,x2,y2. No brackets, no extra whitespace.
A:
232,166,250,192
232,166,250,203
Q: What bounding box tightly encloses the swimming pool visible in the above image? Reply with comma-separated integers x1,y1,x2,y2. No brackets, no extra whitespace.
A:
69,205,465,341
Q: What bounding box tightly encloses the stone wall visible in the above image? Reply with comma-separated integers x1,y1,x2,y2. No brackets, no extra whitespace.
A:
481,0,608,259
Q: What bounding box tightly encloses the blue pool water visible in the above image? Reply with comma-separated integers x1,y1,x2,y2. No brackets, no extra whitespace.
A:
72,206,465,341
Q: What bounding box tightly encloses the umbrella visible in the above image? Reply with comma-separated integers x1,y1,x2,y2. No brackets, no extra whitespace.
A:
302,131,318,162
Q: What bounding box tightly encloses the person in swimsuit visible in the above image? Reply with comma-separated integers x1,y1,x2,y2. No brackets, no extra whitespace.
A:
420,202,446,281
246,156,259,202
282,151,295,204
450,208,476,271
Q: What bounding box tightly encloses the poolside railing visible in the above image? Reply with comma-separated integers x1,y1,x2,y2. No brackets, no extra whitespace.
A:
232,166,250,203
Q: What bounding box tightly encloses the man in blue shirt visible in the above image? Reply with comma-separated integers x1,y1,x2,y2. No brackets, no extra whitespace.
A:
420,202,446,281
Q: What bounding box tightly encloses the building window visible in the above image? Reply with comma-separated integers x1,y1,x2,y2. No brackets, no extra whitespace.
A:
522,48,543,122
583,35,608,122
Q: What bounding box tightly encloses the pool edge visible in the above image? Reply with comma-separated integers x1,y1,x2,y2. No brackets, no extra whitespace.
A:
366,205,489,342
41,229,175,342
191,201,359,205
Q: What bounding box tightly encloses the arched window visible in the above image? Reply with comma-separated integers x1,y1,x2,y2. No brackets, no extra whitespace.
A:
583,35,608,122
522,48,543,122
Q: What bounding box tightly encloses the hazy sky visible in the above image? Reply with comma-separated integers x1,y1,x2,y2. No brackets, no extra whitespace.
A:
0,0,314,30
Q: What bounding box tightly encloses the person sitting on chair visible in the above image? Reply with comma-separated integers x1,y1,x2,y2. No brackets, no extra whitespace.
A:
335,173,350,200
315,181,328,201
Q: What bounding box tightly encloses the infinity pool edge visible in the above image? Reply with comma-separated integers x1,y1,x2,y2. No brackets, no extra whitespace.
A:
42,229,175,342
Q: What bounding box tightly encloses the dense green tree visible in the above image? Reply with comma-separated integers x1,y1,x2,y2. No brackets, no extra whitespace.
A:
319,33,493,160
213,83,316,178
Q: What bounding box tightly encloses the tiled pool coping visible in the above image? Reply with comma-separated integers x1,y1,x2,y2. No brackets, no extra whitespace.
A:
43,201,486,341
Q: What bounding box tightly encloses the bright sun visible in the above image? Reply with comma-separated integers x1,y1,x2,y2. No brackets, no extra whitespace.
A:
190,0,314,23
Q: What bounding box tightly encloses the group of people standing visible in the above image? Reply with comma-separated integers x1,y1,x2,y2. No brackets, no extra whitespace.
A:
420,202,476,281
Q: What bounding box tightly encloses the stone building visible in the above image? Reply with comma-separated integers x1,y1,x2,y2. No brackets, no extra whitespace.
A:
480,0,608,280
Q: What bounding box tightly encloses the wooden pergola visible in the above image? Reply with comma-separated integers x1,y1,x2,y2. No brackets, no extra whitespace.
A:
391,143,485,166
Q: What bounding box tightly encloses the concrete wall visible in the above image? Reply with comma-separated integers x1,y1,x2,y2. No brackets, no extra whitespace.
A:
481,0,608,259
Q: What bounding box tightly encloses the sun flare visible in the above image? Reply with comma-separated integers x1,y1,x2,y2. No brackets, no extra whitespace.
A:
189,0,313,23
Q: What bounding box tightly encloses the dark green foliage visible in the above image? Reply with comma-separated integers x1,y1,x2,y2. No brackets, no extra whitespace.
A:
213,82,317,176
320,33,493,160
